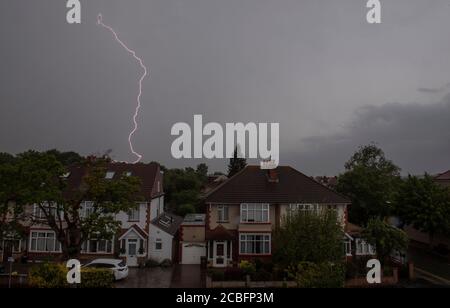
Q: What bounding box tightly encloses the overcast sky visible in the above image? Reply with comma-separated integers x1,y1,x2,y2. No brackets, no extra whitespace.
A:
1,0,449,175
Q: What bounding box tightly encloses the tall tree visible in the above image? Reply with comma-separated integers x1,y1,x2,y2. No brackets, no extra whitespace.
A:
227,147,247,177
362,217,408,265
336,144,401,225
20,152,141,259
273,210,344,269
395,174,450,246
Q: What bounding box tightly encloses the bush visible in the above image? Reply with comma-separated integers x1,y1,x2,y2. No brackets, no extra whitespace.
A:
160,259,173,268
208,269,225,281
239,260,256,276
145,259,160,268
29,263,113,288
288,261,346,288
79,268,114,288
224,267,244,281
29,263,68,288
251,269,272,282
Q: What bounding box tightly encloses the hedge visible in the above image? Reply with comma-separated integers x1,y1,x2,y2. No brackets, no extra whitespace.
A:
29,263,114,288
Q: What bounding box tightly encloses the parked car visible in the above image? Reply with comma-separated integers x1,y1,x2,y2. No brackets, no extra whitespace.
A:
83,259,129,281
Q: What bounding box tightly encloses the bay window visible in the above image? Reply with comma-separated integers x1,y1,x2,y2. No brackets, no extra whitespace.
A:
240,204,269,223
240,234,271,255
30,231,61,252
82,238,113,254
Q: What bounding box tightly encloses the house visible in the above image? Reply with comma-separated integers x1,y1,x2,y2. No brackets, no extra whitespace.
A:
0,162,165,267
203,165,352,267
179,214,207,265
148,212,183,263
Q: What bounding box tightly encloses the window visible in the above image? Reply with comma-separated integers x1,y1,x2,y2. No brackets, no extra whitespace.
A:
240,204,269,223
80,201,95,218
128,206,140,221
356,239,376,256
217,205,229,222
289,204,320,215
0,240,22,253
105,171,115,179
239,234,271,255
33,204,58,220
155,239,162,250
30,232,61,252
344,240,352,256
82,239,113,254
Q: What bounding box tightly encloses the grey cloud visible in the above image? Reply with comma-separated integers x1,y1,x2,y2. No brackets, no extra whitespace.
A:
287,94,450,176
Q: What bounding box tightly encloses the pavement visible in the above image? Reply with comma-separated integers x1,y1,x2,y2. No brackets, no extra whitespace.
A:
170,264,205,288
115,267,173,288
408,246,450,287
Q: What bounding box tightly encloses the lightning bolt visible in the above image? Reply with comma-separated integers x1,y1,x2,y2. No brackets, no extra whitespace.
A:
97,14,147,164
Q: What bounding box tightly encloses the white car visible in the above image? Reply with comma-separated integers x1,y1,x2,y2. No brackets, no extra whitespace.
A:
83,259,129,281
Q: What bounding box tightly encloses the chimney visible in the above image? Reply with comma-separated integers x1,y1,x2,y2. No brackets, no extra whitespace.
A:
267,169,279,183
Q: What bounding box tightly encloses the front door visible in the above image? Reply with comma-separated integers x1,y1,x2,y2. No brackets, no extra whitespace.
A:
213,241,226,267
126,239,138,267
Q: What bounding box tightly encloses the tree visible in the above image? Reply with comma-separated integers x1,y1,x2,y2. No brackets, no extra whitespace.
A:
362,217,408,265
0,154,26,243
227,147,247,177
273,210,344,269
196,163,209,183
395,174,450,246
20,152,141,259
336,144,401,225
45,149,85,166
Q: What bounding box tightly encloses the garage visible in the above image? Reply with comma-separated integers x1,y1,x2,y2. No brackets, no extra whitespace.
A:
181,242,206,264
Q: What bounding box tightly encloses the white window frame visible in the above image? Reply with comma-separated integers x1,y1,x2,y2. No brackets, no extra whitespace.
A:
80,201,95,218
239,233,271,255
344,240,352,256
128,206,140,222
289,203,320,215
0,239,22,253
29,231,62,253
217,205,229,222
155,239,162,250
82,238,114,254
33,203,58,220
240,204,270,223
355,239,376,256
105,171,115,179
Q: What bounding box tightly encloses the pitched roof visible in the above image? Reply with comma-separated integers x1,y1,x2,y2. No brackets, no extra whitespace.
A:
65,162,163,201
205,166,350,204
435,170,450,188
206,225,236,240
151,213,184,236
118,224,149,240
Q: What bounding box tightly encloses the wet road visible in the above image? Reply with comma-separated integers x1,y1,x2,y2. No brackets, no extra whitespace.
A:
115,267,173,288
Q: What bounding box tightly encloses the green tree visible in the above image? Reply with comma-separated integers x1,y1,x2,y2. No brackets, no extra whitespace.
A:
45,149,85,166
362,217,408,265
227,147,247,177
273,210,344,269
0,153,25,243
395,174,450,246
20,152,141,259
337,144,401,225
196,163,209,183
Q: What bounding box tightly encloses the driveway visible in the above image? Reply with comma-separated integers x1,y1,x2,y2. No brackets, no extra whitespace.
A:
170,265,205,288
115,267,173,288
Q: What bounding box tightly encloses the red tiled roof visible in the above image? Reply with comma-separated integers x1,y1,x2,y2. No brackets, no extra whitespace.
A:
65,162,163,201
435,170,450,180
205,166,350,204
206,225,236,240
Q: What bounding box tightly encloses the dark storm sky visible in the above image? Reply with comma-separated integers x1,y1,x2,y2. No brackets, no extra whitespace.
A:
1,0,449,175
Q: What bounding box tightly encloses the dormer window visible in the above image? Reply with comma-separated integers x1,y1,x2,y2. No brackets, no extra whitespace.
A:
105,171,115,179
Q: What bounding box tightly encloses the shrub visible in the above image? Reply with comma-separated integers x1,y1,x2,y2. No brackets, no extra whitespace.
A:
29,263,113,288
208,269,225,281
224,267,244,281
251,269,272,282
160,259,173,268
239,260,256,276
288,261,346,288
79,268,114,288
29,263,68,288
145,259,160,268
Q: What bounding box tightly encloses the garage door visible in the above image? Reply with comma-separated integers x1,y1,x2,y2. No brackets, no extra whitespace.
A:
181,243,206,264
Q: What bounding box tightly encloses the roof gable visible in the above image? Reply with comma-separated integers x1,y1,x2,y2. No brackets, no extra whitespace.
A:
205,166,350,204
